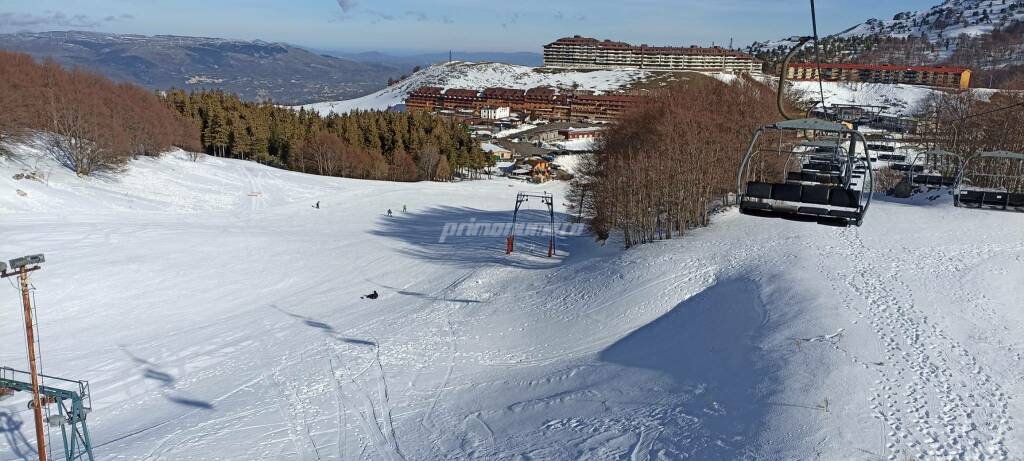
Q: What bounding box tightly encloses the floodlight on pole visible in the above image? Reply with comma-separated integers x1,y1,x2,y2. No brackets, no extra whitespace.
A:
9,254,45,271
1,253,47,461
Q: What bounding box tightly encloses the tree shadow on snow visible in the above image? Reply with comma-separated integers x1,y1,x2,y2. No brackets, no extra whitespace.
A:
370,206,581,269
598,277,776,457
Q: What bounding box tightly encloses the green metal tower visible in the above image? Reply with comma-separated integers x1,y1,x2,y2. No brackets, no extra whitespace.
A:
0,367,95,461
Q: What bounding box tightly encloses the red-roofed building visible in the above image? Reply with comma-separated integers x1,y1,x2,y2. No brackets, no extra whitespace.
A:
786,63,972,89
405,86,444,111
405,85,646,122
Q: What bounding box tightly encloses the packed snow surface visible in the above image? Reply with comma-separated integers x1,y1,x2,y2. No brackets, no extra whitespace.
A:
2,143,1024,460
297,61,652,116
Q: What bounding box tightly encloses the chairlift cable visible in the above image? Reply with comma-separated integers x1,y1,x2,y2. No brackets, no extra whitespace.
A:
809,0,828,114
951,100,1024,123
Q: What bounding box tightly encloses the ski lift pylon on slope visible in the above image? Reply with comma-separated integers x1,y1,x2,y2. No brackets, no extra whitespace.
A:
507,191,556,257
736,118,874,227
954,150,1024,211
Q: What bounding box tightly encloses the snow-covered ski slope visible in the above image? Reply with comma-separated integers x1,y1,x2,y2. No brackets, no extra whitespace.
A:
296,61,652,116
2,144,1024,460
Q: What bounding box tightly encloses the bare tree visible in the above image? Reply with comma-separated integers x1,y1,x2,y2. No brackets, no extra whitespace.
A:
572,76,781,246
304,131,346,176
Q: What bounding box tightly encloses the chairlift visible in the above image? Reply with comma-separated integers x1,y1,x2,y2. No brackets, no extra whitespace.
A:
865,134,902,162
906,149,963,188
809,103,886,127
954,150,1024,211
737,118,873,227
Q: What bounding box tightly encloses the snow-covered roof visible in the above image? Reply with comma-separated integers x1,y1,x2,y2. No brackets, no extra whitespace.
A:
480,142,511,153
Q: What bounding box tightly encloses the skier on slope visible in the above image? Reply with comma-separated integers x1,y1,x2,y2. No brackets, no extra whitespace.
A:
313,201,320,209
386,209,393,217
361,290,379,300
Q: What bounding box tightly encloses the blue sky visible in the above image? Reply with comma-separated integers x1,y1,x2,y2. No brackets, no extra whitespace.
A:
0,0,939,53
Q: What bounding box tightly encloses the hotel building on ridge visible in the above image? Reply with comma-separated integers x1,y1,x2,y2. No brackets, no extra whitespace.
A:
543,35,761,73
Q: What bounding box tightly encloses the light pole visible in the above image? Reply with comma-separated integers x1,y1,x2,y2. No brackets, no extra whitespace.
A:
2,254,47,461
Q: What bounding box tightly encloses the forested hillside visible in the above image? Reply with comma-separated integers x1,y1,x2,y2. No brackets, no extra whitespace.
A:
161,90,492,181
0,49,491,182
0,50,198,175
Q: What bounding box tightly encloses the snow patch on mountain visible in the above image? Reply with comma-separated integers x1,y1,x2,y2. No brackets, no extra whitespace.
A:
840,0,1024,41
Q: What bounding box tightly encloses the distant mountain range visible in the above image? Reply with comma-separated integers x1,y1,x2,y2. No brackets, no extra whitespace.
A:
0,30,547,104
325,51,544,72
0,31,401,104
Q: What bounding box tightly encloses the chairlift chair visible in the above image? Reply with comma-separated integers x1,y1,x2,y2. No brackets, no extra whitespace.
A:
906,149,963,188
737,118,874,227
954,150,1024,211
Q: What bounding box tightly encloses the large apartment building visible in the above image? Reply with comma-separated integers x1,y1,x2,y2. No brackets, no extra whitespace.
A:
405,86,645,123
786,63,972,89
543,36,761,73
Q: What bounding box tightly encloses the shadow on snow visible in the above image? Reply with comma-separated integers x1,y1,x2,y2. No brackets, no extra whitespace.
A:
598,277,775,458
369,205,581,270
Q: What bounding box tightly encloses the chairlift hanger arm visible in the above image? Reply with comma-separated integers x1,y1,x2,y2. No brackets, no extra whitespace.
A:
778,36,813,121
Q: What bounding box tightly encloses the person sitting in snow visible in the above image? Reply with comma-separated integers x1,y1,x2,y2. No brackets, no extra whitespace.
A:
361,290,379,300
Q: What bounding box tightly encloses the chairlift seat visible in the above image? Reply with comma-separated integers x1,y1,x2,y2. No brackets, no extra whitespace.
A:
959,190,984,206
829,188,861,208
983,193,1008,207
772,183,803,202
746,182,773,199
801,185,831,205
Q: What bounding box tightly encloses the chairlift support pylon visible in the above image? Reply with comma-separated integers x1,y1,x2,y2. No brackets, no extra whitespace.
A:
737,118,874,227
507,192,556,257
